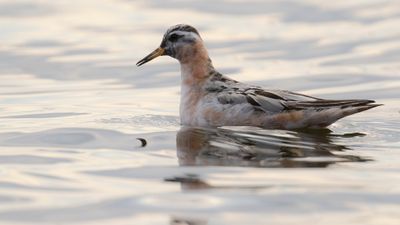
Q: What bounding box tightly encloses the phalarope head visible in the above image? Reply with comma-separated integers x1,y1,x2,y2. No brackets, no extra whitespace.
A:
136,24,203,66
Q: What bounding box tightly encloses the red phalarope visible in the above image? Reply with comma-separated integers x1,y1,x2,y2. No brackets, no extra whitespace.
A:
137,24,381,129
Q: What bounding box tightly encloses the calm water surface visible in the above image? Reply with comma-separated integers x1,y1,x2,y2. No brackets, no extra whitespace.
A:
0,0,399,224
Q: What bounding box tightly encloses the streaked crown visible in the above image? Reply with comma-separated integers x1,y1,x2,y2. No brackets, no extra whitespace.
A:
163,24,200,38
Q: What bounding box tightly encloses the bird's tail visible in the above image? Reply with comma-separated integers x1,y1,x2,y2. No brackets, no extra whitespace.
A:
341,102,382,117
302,100,382,128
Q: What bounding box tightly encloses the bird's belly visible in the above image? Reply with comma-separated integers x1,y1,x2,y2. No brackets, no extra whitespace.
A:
180,99,312,129
180,98,258,127
180,93,308,128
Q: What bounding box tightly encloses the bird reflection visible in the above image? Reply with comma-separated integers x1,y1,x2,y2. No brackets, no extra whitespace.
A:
176,126,369,168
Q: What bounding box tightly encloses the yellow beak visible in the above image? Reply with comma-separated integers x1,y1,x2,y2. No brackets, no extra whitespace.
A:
136,47,165,66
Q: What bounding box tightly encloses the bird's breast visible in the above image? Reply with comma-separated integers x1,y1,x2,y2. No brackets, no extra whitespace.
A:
180,84,206,125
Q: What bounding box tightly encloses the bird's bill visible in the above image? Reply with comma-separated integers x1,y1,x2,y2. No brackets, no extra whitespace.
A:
136,47,165,66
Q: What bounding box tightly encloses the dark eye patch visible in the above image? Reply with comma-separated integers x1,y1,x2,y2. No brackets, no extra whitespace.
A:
168,33,182,42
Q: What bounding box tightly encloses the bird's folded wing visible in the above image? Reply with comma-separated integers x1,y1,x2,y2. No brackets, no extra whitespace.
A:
216,88,289,113
217,87,377,114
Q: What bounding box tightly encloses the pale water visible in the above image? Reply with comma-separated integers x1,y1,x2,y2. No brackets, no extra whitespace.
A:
0,0,399,224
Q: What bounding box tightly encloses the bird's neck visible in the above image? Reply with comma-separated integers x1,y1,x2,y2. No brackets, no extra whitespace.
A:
179,42,216,87
178,42,217,125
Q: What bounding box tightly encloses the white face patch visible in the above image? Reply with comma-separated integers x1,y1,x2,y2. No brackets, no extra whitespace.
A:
166,31,200,44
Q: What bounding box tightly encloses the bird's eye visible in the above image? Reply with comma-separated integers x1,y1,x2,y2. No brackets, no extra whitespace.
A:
168,33,180,42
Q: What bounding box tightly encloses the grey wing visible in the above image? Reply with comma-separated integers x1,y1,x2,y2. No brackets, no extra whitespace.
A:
216,87,295,113
217,86,378,113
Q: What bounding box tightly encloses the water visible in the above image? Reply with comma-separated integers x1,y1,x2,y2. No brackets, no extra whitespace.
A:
0,0,399,224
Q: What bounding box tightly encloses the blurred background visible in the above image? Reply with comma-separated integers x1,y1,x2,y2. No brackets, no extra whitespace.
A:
0,0,399,225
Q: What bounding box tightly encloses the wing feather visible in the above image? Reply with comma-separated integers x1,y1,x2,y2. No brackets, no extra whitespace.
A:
216,84,377,114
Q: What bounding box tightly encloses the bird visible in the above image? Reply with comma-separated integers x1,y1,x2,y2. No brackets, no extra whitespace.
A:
136,24,381,129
